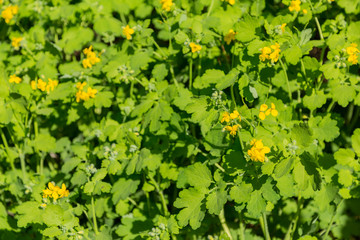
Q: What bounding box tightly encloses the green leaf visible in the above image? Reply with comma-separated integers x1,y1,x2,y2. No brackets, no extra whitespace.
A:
291,123,312,148
235,14,258,42
274,157,295,179
246,190,266,218
284,46,302,65
174,188,206,229
331,84,356,107
93,17,123,36
34,134,56,152
216,69,239,90
206,187,227,215
229,183,253,204
261,179,280,203
250,0,265,16
309,115,339,142
338,169,353,187
193,69,225,89
177,162,212,189
42,204,64,226
94,91,114,108
351,128,360,156
111,178,140,204
293,161,309,190
42,226,62,237
152,64,168,81
303,90,327,111
16,201,43,227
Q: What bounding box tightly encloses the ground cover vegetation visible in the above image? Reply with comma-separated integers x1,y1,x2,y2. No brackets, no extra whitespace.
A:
0,0,360,239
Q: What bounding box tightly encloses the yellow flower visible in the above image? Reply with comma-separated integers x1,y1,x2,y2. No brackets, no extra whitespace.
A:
122,25,135,40
247,139,270,162
224,124,240,136
76,82,87,90
280,23,286,33
160,0,173,11
9,74,21,84
221,0,235,5
189,42,202,53
1,5,18,24
76,85,97,102
224,29,236,45
259,103,278,120
82,45,101,68
221,112,231,123
346,43,359,65
37,79,47,91
230,110,241,121
289,0,301,12
87,87,97,98
46,78,58,93
11,37,22,50
259,47,271,62
42,182,70,201
302,9,308,14
30,81,37,90
40,203,47,208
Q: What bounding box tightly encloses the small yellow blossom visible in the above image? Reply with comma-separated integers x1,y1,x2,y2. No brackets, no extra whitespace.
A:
230,110,241,121
40,203,47,208
76,82,87,91
280,23,286,33
221,112,231,123
260,43,281,63
11,37,22,50
259,103,278,120
9,74,21,84
1,5,18,24
189,42,202,53
76,83,97,102
122,25,135,40
37,79,47,91
160,0,173,11
224,29,236,45
224,124,240,136
248,139,270,162
43,182,69,201
30,81,37,90
82,45,101,69
346,43,359,65
87,87,98,98
302,9,308,14
46,78,59,93
221,0,235,5
289,0,301,12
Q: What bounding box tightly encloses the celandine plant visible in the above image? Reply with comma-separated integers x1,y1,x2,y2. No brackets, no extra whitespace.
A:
0,0,360,239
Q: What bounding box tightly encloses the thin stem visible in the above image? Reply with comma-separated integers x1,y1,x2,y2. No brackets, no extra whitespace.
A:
314,17,324,41
169,65,179,88
239,212,245,240
207,0,215,17
189,58,193,90
260,212,271,240
148,174,169,216
322,199,344,240
230,85,237,108
151,38,167,59
279,58,292,105
214,163,225,172
91,196,99,235
0,128,15,171
219,209,233,240
327,99,335,113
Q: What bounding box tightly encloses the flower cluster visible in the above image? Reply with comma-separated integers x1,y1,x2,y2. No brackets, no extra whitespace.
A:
160,0,173,11
259,43,281,64
42,182,69,201
259,103,278,120
82,45,101,69
31,78,58,93
221,0,235,5
122,25,135,40
247,139,270,163
288,0,301,12
221,110,241,136
1,5,18,24
9,74,21,84
189,42,201,53
346,43,359,65
11,37,23,50
75,82,97,102
224,29,236,45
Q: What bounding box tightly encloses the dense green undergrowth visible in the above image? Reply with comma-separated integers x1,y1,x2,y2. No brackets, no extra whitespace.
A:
1,0,360,239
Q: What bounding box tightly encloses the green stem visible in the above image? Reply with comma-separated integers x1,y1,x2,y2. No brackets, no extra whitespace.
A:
219,209,233,240
148,174,169,216
323,199,344,240
91,196,99,235
314,17,324,41
239,212,245,240
327,99,335,113
151,38,167,59
260,212,271,240
189,58,193,90
207,0,215,17
231,85,237,108
169,65,179,88
0,128,15,171
279,58,292,105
